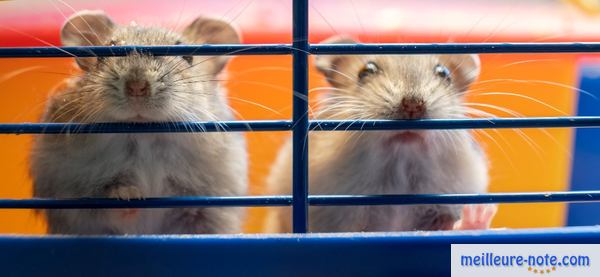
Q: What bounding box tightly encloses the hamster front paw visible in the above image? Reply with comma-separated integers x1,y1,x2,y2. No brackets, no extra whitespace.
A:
108,185,143,220
453,204,497,230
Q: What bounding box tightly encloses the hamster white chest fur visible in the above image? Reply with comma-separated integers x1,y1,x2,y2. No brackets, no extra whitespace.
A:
30,10,247,234
266,36,489,233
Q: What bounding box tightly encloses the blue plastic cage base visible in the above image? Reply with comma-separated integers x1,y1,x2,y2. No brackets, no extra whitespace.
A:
4,0,600,275
1,226,599,277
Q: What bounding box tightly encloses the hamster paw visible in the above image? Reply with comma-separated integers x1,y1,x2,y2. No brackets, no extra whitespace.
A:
453,204,498,230
108,185,143,220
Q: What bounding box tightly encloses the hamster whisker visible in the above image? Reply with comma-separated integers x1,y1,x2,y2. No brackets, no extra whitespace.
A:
463,104,572,158
459,103,569,158
447,62,478,86
459,107,497,118
226,106,253,132
52,102,83,123
32,71,83,78
312,96,363,110
461,103,549,156
428,90,458,110
77,104,105,125
170,106,206,133
475,78,598,100
229,79,295,95
174,77,295,96
157,57,186,81
453,87,489,98
11,84,70,122
321,67,358,84
0,66,47,84
189,105,228,132
308,87,352,94
0,25,77,58
457,106,554,162
193,0,253,48
67,105,105,136
183,114,210,133
512,128,546,161
349,0,366,34
496,58,560,69
171,79,222,86
478,2,522,44
170,44,307,78
168,111,196,134
315,103,367,119
535,128,574,159
227,96,281,115
228,66,325,79
48,0,99,51
168,39,314,81
467,102,546,158
310,2,341,36
464,102,524,118
437,130,461,157
339,119,373,147
170,75,223,83
363,82,395,104
50,94,90,121
447,107,520,163
175,113,196,134
471,91,569,115
531,33,571,42
316,104,367,118
472,129,518,171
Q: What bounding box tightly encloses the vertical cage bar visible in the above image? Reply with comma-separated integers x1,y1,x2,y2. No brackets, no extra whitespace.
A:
292,0,310,233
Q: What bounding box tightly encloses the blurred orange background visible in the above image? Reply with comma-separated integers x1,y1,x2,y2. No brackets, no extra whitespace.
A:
1,0,599,233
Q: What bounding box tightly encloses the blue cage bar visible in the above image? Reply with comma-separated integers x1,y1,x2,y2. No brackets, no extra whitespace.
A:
2,0,600,275
3,117,600,134
5,42,600,58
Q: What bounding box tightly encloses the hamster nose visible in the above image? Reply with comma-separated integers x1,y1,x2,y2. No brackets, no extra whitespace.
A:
401,97,426,119
125,79,150,97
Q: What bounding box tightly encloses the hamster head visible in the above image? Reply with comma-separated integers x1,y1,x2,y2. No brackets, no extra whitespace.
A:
315,36,480,121
314,36,480,144
60,10,240,122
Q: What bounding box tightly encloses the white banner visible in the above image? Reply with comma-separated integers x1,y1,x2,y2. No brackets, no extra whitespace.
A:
451,244,599,277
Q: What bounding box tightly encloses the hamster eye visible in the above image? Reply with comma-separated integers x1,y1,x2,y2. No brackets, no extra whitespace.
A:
434,64,451,81
358,61,379,81
182,56,193,65
174,40,193,65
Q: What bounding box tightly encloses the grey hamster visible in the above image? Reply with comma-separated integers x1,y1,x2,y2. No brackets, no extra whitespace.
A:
266,36,490,233
30,10,247,234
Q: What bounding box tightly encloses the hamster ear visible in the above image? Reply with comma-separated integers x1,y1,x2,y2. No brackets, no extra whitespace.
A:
61,10,115,71
314,35,359,87
439,54,481,91
183,17,241,75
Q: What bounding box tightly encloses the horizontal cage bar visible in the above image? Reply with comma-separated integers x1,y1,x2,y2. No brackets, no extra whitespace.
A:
0,44,292,58
310,42,600,54
4,42,600,58
2,117,600,134
2,191,600,209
